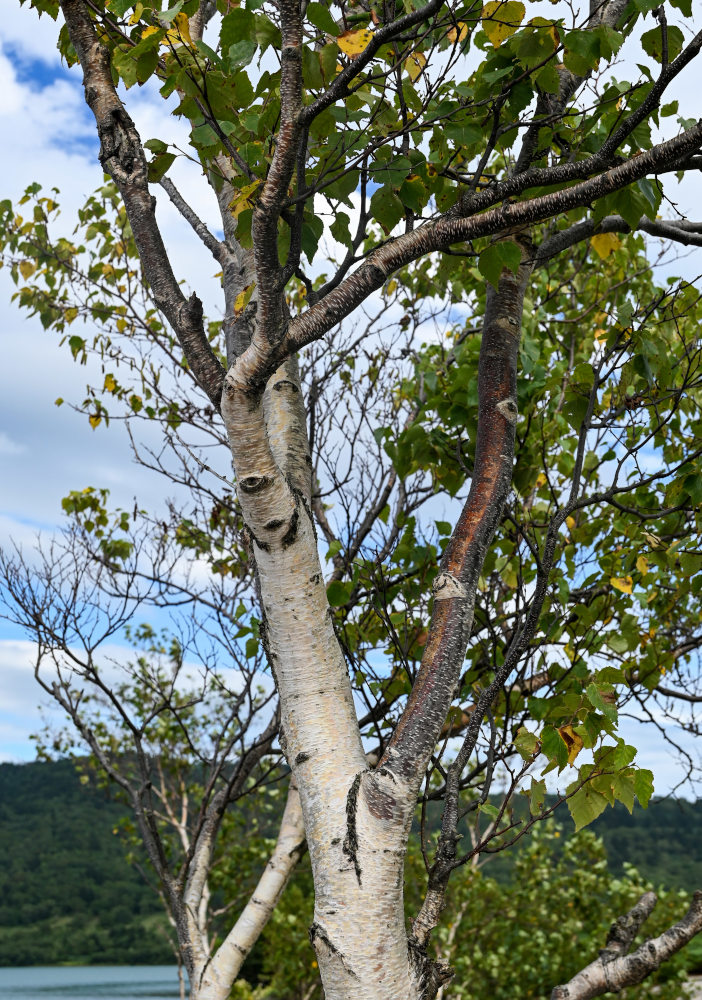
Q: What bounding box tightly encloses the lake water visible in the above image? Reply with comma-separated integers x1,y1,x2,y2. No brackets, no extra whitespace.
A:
0,967,183,1000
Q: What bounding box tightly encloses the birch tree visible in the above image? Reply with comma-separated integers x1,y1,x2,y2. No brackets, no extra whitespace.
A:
5,0,702,996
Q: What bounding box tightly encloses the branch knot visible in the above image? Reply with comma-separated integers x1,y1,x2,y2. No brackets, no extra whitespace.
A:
432,572,469,601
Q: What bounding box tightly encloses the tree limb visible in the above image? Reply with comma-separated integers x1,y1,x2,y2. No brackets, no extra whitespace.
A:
551,890,702,1000
59,0,226,410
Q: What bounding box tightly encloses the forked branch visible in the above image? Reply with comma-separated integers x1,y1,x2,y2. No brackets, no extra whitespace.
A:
551,890,702,999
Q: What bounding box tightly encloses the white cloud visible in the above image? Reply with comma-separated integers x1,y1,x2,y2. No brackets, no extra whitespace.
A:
0,431,24,456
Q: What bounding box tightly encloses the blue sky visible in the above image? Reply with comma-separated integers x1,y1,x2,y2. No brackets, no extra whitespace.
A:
1,2,702,797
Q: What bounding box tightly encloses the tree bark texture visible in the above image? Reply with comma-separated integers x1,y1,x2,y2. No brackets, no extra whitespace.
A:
220,246,531,999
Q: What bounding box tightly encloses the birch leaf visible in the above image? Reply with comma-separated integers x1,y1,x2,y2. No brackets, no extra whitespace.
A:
337,28,373,56
229,181,261,219
234,283,255,316
567,783,609,831
19,260,36,279
590,232,621,259
558,725,583,766
447,22,468,43
610,575,633,594
636,554,649,576
405,52,426,81
165,13,192,46
481,1,525,48
514,727,539,761
306,2,339,36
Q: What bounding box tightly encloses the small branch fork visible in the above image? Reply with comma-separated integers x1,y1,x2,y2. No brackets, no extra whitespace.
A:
551,890,702,1000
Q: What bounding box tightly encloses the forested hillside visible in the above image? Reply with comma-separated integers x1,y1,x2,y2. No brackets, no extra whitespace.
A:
1,759,701,967
0,760,172,966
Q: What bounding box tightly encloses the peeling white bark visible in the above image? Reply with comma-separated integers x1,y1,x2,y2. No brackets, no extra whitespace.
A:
196,779,306,1000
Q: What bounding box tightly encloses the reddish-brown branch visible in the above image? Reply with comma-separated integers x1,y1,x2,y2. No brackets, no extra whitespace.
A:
379,241,532,785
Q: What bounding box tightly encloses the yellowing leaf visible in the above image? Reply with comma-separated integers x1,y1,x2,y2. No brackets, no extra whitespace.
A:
19,260,36,280
566,515,576,530
64,307,78,324
610,575,633,595
558,725,583,766
104,374,118,394
594,327,607,342
141,24,160,39
229,180,261,219
590,232,621,259
481,1,525,48
636,554,649,576
447,21,468,43
234,283,255,316
534,472,547,487
337,28,373,56
89,414,102,429
165,13,192,47
386,279,398,295
405,51,426,81
643,531,665,550
128,2,144,24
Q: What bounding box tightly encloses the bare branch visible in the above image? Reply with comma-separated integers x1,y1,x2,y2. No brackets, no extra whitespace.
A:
551,891,702,1000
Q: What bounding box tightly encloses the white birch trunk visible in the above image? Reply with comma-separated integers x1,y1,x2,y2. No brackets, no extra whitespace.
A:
195,779,307,1000
222,355,424,1000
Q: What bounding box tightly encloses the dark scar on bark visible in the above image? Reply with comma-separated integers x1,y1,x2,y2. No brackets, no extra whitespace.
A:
243,524,270,553
264,518,286,531
239,475,275,494
295,751,310,765
343,771,363,886
281,498,300,548
309,923,358,978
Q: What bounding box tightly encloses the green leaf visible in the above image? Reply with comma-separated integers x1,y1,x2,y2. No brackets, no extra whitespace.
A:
633,768,654,807
319,42,340,81
398,175,427,215
567,782,609,831
325,169,359,206
228,40,258,70
327,580,351,606
306,2,339,36
514,727,539,761
112,45,138,88
528,777,546,813
106,0,135,15
330,211,352,247
144,138,168,154
147,152,176,183
585,682,618,723
641,25,684,63
478,241,522,289
479,802,500,821
302,46,324,89
370,185,405,234
541,725,568,771
221,8,256,48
